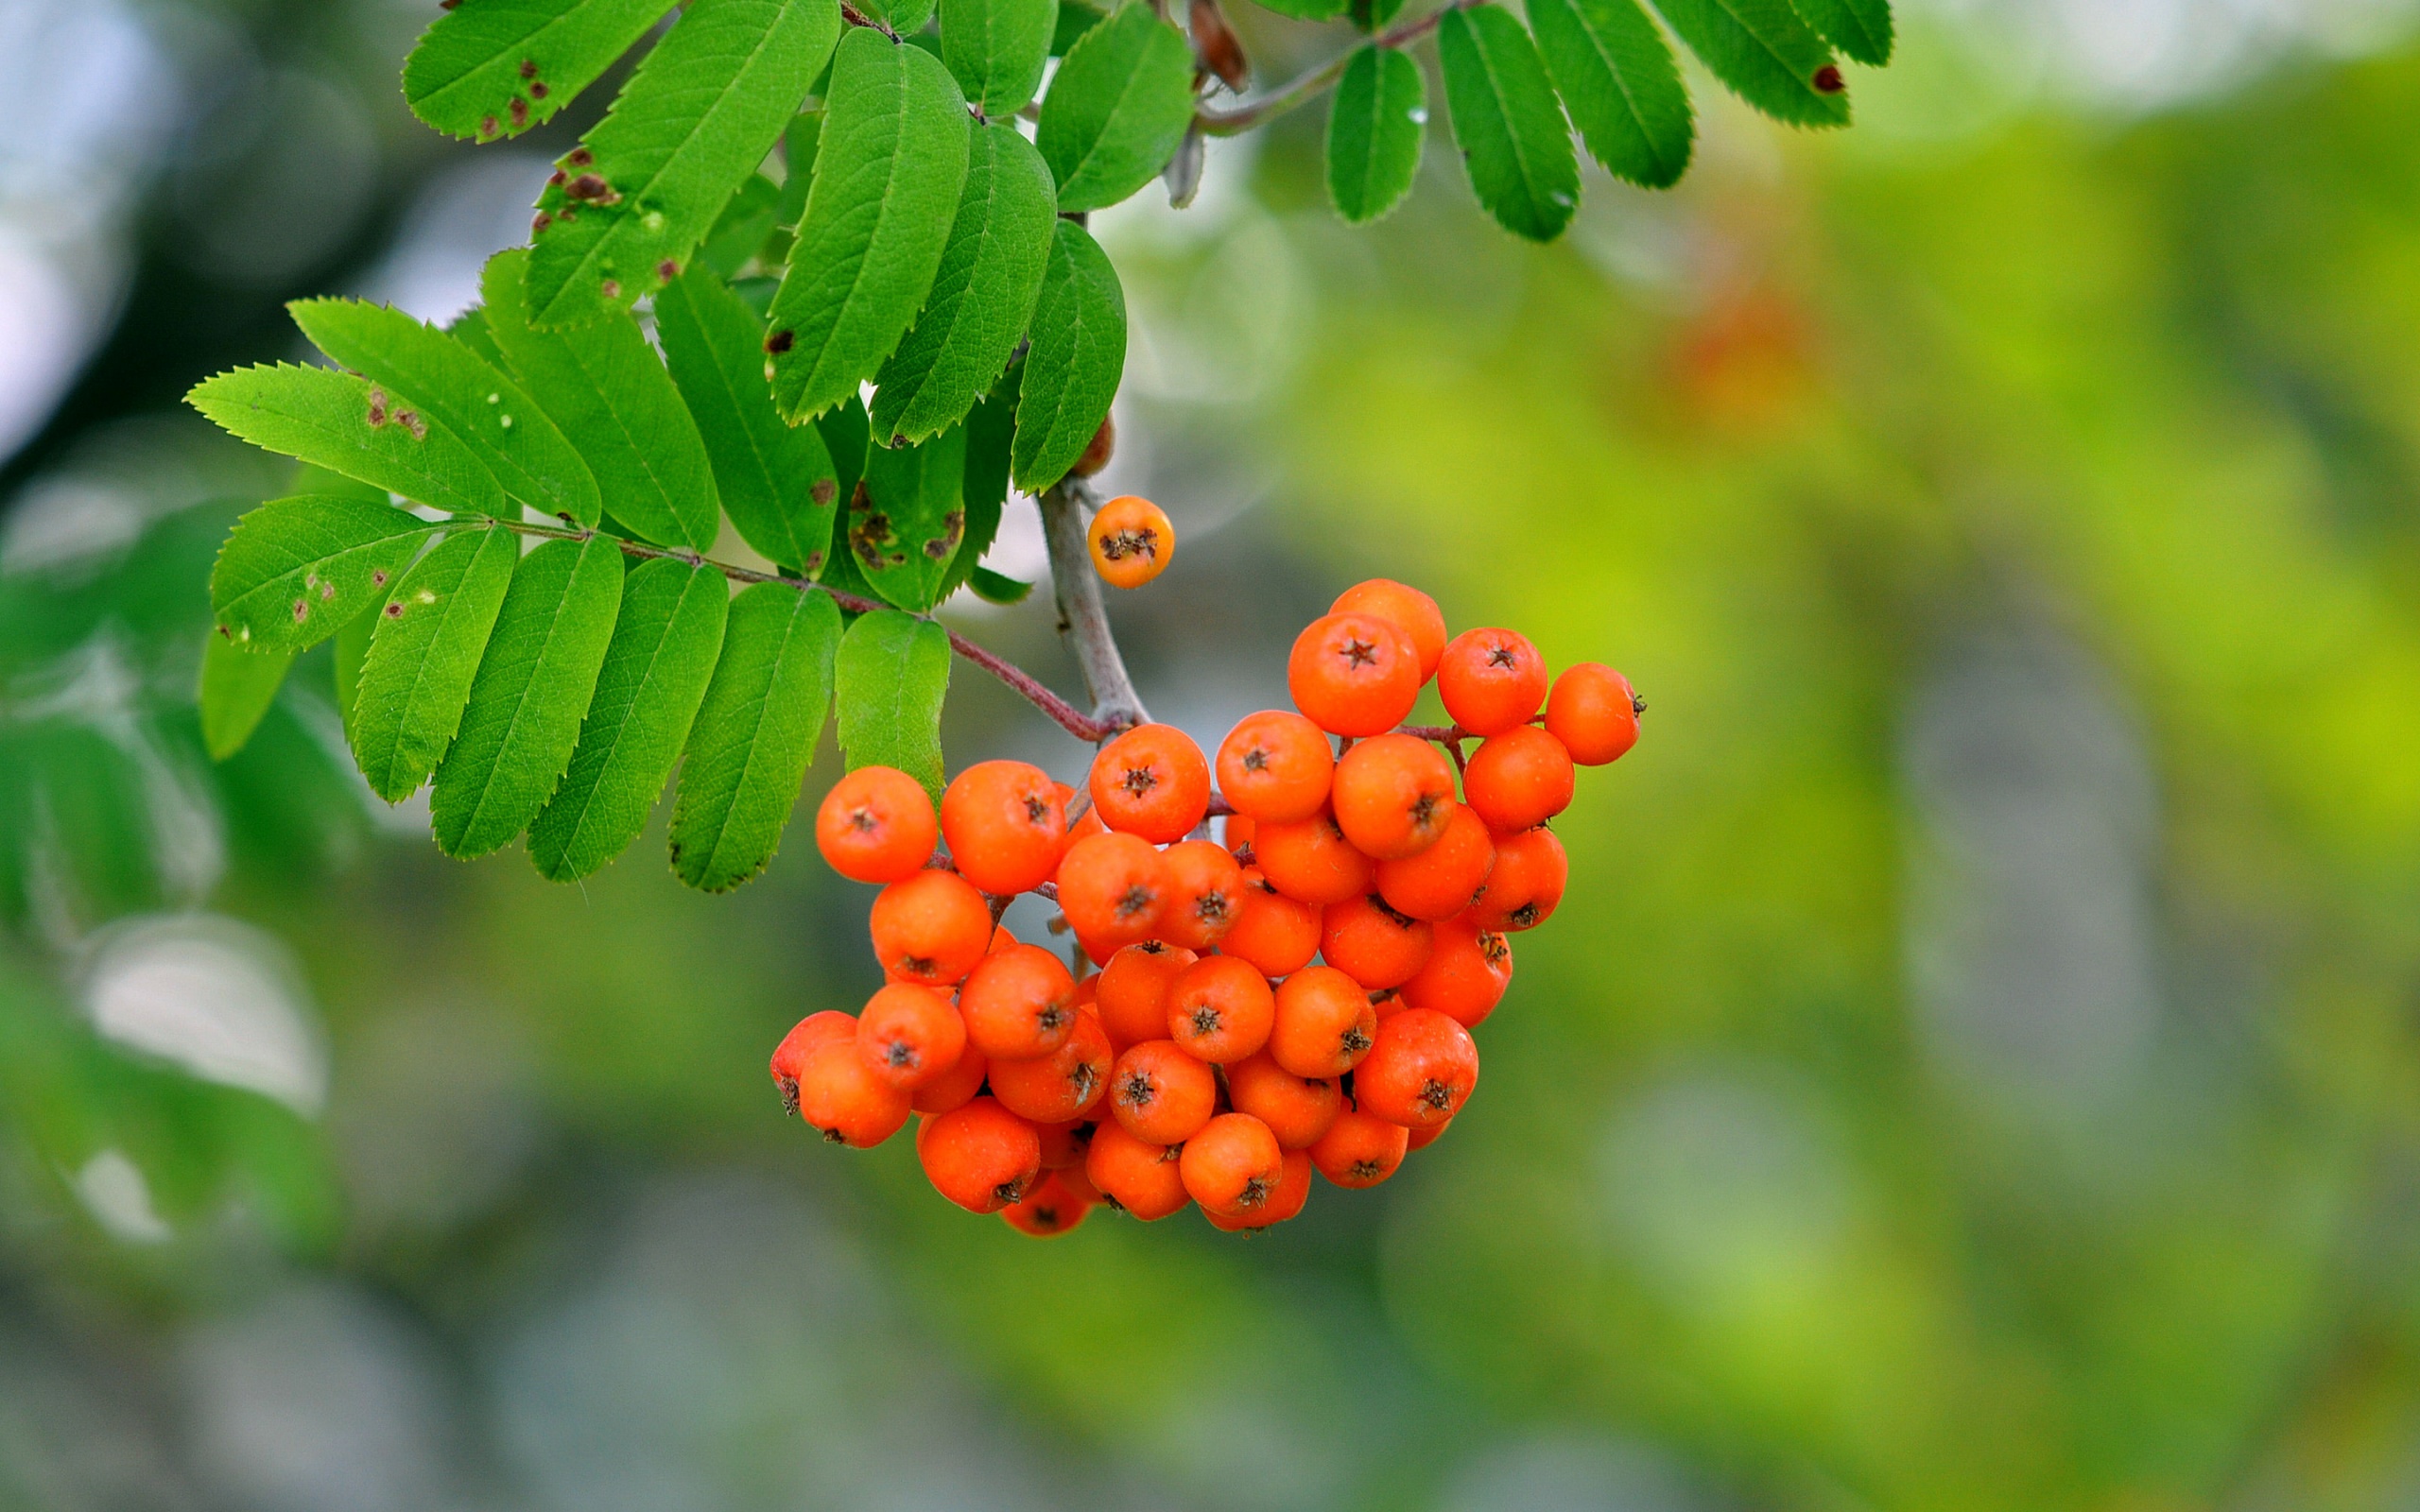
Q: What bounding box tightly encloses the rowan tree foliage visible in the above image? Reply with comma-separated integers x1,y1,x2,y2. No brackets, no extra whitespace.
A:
190,0,1894,891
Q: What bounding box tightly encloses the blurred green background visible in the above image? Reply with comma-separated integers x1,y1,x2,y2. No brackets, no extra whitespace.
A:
7,1,2420,1507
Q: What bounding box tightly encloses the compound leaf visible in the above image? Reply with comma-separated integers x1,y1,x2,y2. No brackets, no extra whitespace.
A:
941,0,1057,117
199,635,292,762
1789,0,1890,67
835,609,948,802
1438,6,1581,242
850,424,969,611
1648,0,1847,127
404,0,675,142
480,249,721,550
290,298,603,526
766,29,972,423
1010,220,1124,493
527,558,730,881
656,268,841,574
1325,43,1426,224
188,364,507,520
527,0,841,325
1528,0,1692,188
871,123,1056,446
210,494,440,654
350,526,522,803
429,536,625,858
1036,4,1196,213
669,583,840,891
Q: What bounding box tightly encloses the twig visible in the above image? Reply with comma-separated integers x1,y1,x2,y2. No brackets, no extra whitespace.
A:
1194,0,1476,137
461,516,1122,743
1039,479,1150,738
838,2,900,40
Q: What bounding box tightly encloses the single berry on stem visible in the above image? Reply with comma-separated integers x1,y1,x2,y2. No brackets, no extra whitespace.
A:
816,765,937,883
1088,495,1174,589
1437,627,1549,736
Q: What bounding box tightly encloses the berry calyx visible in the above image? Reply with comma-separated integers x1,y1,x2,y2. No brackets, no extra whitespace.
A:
1088,495,1174,589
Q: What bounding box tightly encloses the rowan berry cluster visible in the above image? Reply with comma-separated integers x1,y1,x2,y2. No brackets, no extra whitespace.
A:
770,576,1640,1236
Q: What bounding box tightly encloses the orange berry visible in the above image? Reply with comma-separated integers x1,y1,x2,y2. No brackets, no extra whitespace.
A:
1061,781,1107,846
1545,662,1641,765
1215,711,1336,823
770,1010,857,1113
958,943,1079,1060
1001,1171,1093,1236
1330,733,1457,860
1288,611,1421,737
1034,1117,1095,1170
1268,965,1378,1078
1207,1148,1311,1230
989,923,1019,954
1158,838,1245,951
1095,941,1198,1049
869,869,993,986
1223,813,1256,864
1462,726,1575,833
1406,1116,1451,1151
1320,894,1434,989
1219,869,1321,977
1088,724,1211,844
856,984,967,1091
1369,986,1407,1022
795,1040,912,1147
1084,1118,1190,1220
1178,1112,1285,1216
1254,809,1372,907
1054,1150,1103,1200
1437,627,1548,736
815,765,937,883
990,1012,1113,1123
1165,954,1275,1063
1107,1039,1218,1144
1399,914,1513,1027
1054,831,1169,949
1331,579,1447,683
1374,802,1495,921
919,1096,1043,1212
1088,495,1173,589
1225,1053,1341,1149
1309,1104,1409,1187
941,760,1065,895
911,1040,989,1114
1353,1008,1478,1128
1470,825,1566,931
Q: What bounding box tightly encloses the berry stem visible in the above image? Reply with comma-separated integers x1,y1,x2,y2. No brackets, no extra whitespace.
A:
457,516,1124,743
1040,479,1151,740
1194,0,1479,137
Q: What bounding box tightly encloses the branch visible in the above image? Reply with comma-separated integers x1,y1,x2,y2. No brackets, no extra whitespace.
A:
838,3,900,40
1039,479,1150,738
467,516,1123,743
1194,0,1476,137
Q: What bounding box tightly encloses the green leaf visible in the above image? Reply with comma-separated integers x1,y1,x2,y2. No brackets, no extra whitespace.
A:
655,268,841,575
403,0,675,142
350,526,522,803
1255,0,1348,20
968,565,1031,604
480,249,722,551
209,494,440,654
766,30,973,422
1347,0,1405,32
871,124,1056,446
669,584,841,891
942,362,1016,601
448,308,507,369
1325,44,1426,224
1789,0,1890,67
199,635,292,762
527,559,730,881
1036,5,1196,214
334,602,378,744
850,424,969,610
811,394,878,597
697,173,784,276
289,298,604,526
1528,0,1692,188
429,536,626,859
1648,0,1847,127
1438,7,1582,242
1011,220,1125,493
835,609,949,803
942,0,1057,116
775,110,822,227
527,0,842,326
187,365,508,519
1052,0,1107,53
